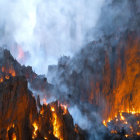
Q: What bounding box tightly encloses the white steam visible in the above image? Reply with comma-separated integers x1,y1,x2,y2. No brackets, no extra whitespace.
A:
0,0,104,74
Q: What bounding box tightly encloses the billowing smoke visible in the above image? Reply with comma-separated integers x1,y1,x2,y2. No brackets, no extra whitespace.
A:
0,0,139,139
0,0,104,74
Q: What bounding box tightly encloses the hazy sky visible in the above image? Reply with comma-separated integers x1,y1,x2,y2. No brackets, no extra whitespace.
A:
0,0,104,74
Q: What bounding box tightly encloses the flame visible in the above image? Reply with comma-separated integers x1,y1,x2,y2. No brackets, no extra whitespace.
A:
52,113,63,140
101,38,140,136
60,104,68,115
7,124,17,140
102,110,140,136
32,122,38,139
51,105,63,140
51,107,55,112
40,108,44,115
12,133,16,140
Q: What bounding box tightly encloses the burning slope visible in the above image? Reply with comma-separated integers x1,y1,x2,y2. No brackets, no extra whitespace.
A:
47,31,140,139
0,75,85,140
101,37,140,136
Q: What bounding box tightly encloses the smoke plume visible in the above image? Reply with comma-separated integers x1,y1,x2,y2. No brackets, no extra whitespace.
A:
0,0,104,74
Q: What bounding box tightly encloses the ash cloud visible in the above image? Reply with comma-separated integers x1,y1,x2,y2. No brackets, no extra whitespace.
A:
0,0,104,74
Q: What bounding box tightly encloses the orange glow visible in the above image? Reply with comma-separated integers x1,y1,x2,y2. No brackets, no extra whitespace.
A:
102,120,107,127
51,111,63,140
51,107,55,112
99,38,140,136
12,133,16,140
5,75,10,80
40,108,44,115
43,98,47,106
9,67,16,77
0,66,16,83
125,134,129,138
110,130,117,134
137,132,140,136
1,66,16,77
50,104,64,140
60,104,68,115
2,66,5,72
0,77,3,83
17,46,24,60
102,110,140,136
32,122,38,139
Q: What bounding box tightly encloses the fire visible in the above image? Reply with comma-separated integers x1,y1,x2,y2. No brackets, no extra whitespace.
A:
102,110,140,136
51,103,68,140
9,67,16,77
97,39,140,136
51,107,55,112
51,113,63,140
40,108,44,115
7,124,17,140
32,122,38,139
0,66,16,83
12,133,16,140
103,120,107,127
39,102,68,140
60,104,68,115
